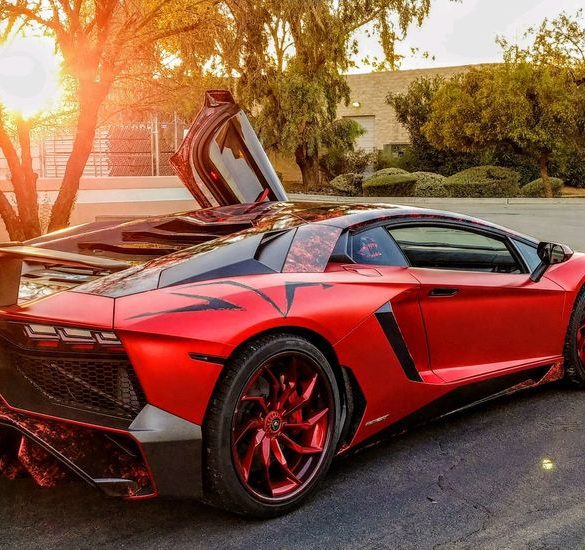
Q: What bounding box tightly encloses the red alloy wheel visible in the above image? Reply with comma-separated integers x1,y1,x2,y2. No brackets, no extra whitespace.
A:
231,352,334,501
577,322,585,366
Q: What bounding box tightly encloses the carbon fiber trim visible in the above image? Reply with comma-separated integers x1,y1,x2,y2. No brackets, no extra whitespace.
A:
375,303,423,382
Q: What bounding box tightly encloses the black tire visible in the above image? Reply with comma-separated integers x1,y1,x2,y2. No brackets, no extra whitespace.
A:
203,333,341,517
564,289,585,386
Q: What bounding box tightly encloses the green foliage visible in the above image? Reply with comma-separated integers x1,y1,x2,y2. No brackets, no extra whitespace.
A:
320,149,372,180
444,166,521,198
520,177,564,197
498,10,585,84
223,0,439,188
487,147,540,184
363,173,417,197
371,167,409,176
424,63,583,195
552,148,585,188
319,118,369,179
372,150,398,171
387,77,481,175
329,173,364,196
411,172,449,197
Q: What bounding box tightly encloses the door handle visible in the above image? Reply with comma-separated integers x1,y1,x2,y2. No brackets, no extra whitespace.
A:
429,287,459,297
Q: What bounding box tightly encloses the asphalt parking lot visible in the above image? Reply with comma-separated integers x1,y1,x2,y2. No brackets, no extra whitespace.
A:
2,201,585,550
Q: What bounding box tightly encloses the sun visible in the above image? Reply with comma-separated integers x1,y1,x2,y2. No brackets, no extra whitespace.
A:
0,36,64,119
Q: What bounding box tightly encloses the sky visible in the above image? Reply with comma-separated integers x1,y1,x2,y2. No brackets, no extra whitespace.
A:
353,0,584,72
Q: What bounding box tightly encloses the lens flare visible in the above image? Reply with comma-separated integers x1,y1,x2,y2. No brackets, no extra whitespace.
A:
0,37,63,119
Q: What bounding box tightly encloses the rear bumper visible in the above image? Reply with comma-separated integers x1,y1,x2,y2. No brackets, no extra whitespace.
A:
0,327,205,500
0,399,205,500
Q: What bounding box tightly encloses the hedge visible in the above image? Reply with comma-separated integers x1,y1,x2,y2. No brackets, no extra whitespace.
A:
412,171,448,197
520,177,564,198
363,173,418,197
329,173,364,196
371,167,409,177
444,166,521,198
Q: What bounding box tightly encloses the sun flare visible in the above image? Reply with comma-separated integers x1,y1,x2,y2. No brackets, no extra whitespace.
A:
0,36,64,119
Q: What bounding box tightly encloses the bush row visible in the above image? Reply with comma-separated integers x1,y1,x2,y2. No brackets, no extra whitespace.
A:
328,166,564,198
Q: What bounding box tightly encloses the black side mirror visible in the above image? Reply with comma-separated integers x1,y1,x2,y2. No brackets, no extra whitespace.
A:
530,242,574,282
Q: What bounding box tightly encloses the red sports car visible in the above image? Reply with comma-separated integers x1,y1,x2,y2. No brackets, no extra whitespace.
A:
1,91,584,517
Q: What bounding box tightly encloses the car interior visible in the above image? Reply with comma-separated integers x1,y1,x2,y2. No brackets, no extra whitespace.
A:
351,224,523,274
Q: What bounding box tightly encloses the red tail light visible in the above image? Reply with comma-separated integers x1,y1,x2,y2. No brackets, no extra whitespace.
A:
0,322,125,354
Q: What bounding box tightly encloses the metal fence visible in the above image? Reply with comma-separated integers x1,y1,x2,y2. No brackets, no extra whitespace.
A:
0,115,188,180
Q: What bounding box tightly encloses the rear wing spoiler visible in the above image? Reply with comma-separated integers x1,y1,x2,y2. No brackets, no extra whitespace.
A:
0,245,130,308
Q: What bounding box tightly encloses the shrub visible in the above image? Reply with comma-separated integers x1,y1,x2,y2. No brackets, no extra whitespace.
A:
329,173,364,196
444,166,521,198
411,171,448,197
520,177,564,198
320,149,373,180
371,167,409,177
552,149,585,188
363,173,417,197
372,149,405,171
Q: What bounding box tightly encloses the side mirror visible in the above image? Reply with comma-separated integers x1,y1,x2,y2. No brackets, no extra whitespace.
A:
530,241,574,282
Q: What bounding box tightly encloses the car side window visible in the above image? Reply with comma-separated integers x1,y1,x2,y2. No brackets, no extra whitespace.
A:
387,225,523,273
350,226,408,266
512,239,541,272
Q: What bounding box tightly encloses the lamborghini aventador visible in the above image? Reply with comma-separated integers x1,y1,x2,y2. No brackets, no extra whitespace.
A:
1,90,585,517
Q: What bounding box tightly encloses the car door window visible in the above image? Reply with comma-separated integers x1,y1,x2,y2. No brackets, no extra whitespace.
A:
350,226,408,266
388,225,522,273
512,239,541,272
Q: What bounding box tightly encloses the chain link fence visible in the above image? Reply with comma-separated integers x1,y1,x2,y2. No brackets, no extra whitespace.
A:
0,115,188,180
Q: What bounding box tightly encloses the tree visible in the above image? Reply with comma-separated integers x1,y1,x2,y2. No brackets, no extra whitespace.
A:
498,10,585,85
0,0,220,234
319,117,365,180
0,110,40,240
387,76,481,175
423,63,582,197
220,0,439,190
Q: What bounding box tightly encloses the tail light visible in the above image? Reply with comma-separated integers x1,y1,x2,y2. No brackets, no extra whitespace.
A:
0,322,125,354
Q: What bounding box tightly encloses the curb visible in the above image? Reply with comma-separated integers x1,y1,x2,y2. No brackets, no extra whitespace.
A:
289,194,585,205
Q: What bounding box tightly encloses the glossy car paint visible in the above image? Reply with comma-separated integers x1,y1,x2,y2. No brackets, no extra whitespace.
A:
1,202,585,502
2,89,585,504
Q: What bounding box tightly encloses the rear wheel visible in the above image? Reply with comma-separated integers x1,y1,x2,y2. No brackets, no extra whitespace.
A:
564,290,585,386
203,334,340,517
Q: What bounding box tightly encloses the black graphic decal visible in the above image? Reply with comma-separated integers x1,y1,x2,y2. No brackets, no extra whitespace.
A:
186,280,285,315
129,294,244,319
284,282,333,316
185,280,332,317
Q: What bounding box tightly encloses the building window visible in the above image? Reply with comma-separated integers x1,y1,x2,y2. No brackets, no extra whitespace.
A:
383,143,408,158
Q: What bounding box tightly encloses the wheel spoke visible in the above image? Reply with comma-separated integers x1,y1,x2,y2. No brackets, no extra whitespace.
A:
279,432,322,455
285,408,329,431
259,437,274,496
271,438,301,485
278,380,297,410
232,351,332,500
234,419,262,446
259,436,271,469
284,374,318,416
241,395,269,413
263,367,281,405
239,429,265,482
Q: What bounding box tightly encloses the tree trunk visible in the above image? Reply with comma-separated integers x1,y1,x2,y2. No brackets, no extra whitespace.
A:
0,191,23,241
16,117,41,239
0,118,38,240
539,154,553,198
295,145,321,191
48,99,101,232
